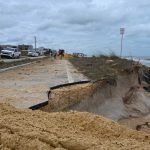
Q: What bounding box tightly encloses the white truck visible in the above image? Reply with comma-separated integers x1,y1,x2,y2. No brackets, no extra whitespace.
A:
28,48,44,57
0,47,21,59
28,49,39,57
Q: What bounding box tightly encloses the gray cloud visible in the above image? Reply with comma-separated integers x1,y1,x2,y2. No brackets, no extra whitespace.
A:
0,0,150,56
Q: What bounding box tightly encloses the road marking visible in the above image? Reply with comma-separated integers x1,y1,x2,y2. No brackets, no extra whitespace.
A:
65,61,74,83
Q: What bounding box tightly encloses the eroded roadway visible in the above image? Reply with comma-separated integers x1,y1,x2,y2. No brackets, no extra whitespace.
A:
0,59,87,108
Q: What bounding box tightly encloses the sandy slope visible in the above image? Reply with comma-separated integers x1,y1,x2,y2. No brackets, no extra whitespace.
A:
0,103,150,150
42,72,150,134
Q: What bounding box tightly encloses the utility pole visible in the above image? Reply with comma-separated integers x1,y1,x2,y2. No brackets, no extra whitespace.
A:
120,28,125,57
34,36,36,51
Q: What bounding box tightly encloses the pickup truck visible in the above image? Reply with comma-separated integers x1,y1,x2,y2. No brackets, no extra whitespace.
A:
0,47,21,58
28,49,39,57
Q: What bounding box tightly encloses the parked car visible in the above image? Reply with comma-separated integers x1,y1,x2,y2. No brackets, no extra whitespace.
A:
28,49,39,57
0,47,21,58
37,47,44,56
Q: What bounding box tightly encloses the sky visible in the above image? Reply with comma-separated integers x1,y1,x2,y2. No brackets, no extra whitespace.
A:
0,0,150,56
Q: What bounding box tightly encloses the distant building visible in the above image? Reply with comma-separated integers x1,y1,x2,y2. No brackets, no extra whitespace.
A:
0,44,33,51
0,45,17,51
18,45,33,51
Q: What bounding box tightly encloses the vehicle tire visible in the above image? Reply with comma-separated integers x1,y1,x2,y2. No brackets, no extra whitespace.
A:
12,54,14,59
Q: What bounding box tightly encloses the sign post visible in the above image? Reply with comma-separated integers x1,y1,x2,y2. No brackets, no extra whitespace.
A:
120,28,125,57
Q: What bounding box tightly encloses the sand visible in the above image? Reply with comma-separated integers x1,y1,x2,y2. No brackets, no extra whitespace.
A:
0,103,150,150
42,82,96,112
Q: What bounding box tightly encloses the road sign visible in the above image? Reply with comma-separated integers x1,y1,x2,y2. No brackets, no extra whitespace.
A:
120,28,125,35
120,28,125,57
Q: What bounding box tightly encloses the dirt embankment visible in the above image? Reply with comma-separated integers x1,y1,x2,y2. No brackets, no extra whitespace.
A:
41,72,139,118
41,70,150,133
41,82,94,112
0,103,150,150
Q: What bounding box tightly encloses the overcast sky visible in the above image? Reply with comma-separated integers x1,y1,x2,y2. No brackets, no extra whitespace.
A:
0,0,150,56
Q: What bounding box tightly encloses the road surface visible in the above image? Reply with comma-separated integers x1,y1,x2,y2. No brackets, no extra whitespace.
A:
0,59,87,108
0,56,46,63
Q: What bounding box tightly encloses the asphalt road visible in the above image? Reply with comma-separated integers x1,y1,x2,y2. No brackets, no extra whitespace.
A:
0,56,46,63
0,59,87,109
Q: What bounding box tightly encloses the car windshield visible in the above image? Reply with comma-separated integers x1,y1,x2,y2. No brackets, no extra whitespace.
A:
5,48,15,52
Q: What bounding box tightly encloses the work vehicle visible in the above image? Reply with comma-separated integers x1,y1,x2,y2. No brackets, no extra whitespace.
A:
0,47,21,58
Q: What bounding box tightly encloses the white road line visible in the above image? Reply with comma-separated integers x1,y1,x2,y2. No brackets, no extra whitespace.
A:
65,60,74,83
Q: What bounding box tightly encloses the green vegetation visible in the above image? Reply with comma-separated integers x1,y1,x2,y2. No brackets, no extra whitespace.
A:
70,55,137,80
